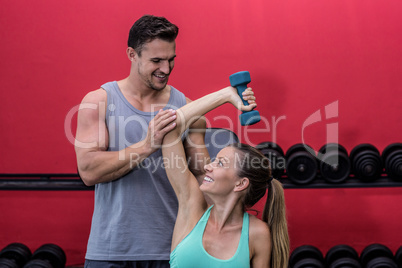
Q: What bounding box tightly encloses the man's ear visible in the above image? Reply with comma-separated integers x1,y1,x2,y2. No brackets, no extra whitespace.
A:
234,177,249,192
126,47,137,62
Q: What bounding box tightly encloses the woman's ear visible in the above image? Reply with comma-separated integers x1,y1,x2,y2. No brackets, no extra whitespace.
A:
234,177,249,192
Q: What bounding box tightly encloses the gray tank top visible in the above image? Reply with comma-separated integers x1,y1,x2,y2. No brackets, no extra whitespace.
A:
85,81,187,261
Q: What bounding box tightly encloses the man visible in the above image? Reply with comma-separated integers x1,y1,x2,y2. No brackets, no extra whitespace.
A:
75,15,208,267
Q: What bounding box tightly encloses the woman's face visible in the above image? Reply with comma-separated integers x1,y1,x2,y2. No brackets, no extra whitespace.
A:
200,147,242,196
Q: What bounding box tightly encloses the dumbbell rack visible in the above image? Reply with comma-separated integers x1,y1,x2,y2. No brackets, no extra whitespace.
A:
0,173,93,190
0,173,401,190
257,142,402,189
279,174,402,189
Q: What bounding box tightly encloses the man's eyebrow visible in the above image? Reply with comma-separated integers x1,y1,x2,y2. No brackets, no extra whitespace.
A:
151,55,177,61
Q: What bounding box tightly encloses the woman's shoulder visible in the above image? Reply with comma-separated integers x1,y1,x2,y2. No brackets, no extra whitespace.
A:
248,214,272,266
248,214,271,246
248,214,270,232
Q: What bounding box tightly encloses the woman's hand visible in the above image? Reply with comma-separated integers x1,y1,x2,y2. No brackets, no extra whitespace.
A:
223,86,257,111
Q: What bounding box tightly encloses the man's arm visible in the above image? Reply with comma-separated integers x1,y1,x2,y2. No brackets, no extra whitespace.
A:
74,88,177,186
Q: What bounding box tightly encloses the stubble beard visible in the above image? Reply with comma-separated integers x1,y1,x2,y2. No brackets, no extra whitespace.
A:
138,68,168,92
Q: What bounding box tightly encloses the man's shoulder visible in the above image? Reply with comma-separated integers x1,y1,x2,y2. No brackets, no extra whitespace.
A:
168,85,190,103
169,84,184,93
81,88,107,104
167,85,188,105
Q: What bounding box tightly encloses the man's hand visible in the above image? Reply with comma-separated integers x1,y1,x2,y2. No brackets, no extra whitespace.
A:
145,109,177,152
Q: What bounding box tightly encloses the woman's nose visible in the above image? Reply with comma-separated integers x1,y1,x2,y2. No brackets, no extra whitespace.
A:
204,163,212,172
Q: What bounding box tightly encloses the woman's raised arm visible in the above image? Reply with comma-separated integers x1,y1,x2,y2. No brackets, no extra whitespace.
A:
161,86,256,249
161,86,256,203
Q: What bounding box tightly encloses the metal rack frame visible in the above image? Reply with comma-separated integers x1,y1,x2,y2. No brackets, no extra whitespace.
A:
1,173,400,190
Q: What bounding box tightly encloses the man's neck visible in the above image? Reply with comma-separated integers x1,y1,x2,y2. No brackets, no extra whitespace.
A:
117,77,171,112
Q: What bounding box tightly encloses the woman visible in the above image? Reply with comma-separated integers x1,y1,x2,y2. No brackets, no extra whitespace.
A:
161,86,289,268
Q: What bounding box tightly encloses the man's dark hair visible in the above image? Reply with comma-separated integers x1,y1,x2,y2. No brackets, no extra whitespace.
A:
128,15,179,56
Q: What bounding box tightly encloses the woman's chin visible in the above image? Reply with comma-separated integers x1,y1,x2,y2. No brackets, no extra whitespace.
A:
199,183,211,193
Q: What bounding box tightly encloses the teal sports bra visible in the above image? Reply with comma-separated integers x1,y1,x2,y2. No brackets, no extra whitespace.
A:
170,206,250,268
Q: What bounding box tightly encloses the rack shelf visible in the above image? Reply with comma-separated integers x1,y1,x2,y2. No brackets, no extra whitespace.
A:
1,173,401,190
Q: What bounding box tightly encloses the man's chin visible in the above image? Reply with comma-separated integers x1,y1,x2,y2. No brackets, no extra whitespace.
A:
151,83,168,91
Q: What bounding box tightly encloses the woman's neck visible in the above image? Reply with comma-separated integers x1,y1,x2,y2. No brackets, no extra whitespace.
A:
208,196,245,232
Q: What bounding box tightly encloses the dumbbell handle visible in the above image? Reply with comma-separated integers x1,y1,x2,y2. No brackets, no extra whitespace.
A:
229,71,252,106
235,83,250,107
229,71,261,126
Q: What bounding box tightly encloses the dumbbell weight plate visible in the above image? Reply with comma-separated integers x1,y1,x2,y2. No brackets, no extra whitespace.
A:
360,243,394,268
293,258,325,268
23,259,53,268
256,141,285,179
319,143,348,156
382,143,402,165
0,243,32,267
395,246,402,268
350,144,380,165
289,245,324,268
325,244,359,267
287,152,318,185
287,144,316,159
318,143,351,183
329,257,361,268
366,256,398,268
350,144,382,182
382,143,402,181
286,144,318,185
0,258,19,268
387,150,402,180
32,244,66,268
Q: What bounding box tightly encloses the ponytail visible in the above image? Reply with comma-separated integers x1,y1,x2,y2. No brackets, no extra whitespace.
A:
263,179,289,268
227,143,289,267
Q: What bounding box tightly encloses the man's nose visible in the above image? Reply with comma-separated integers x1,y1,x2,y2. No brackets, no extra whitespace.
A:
159,61,170,74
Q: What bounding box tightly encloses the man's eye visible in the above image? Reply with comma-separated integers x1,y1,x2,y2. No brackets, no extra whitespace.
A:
218,160,223,167
152,59,160,63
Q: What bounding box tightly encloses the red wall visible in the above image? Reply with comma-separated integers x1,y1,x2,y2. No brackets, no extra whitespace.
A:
1,0,401,265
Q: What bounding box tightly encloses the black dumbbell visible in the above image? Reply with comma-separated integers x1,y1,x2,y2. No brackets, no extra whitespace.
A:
350,144,383,182
366,257,398,268
395,246,402,268
256,141,286,179
326,244,361,268
0,243,32,268
360,243,397,268
0,258,20,268
382,143,402,181
289,245,325,268
24,244,66,268
286,144,318,185
330,257,361,268
318,143,351,183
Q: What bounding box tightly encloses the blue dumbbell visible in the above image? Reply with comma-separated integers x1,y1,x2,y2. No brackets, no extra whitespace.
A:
229,71,261,126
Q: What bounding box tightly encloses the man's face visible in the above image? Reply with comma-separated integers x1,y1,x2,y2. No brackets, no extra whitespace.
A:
136,39,176,91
